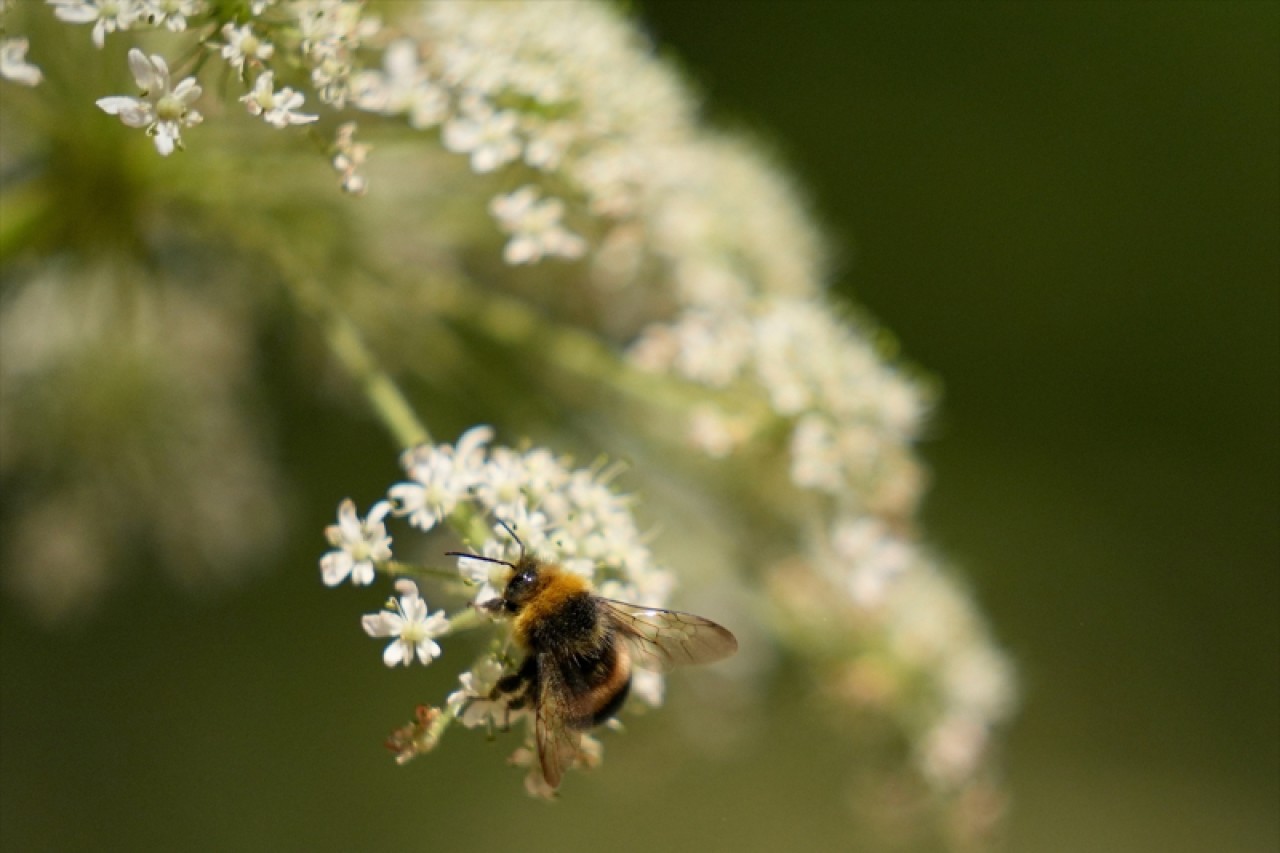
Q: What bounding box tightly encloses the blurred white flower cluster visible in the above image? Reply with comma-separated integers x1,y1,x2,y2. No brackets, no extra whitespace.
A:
2,0,1014,828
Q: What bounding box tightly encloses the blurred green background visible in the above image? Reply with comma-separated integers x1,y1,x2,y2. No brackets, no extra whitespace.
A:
2,2,1277,852
639,1,1280,850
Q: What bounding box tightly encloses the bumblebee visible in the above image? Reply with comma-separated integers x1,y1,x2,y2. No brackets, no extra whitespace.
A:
448,528,738,790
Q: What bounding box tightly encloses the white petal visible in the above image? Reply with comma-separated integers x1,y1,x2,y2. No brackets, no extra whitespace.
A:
442,119,480,153
423,611,451,637
504,237,539,265
366,500,393,525
173,78,202,104
320,551,353,586
414,639,441,664
53,6,99,24
96,96,144,120
400,595,428,623
383,640,408,667
349,561,375,586
335,498,361,541
153,129,176,156
362,612,394,637
126,49,154,89
387,483,424,513
384,40,419,79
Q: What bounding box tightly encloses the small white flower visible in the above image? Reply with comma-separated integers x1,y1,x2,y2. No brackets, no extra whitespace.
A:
140,0,204,32
351,39,448,129
788,414,842,493
489,186,587,265
446,657,512,728
832,517,913,608
219,22,274,78
320,498,392,587
454,540,514,606
442,98,521,173
241,71,318,127
388,426,493,531
388,448,467,532
491,502,551,555
50,0,139,49
472,446,529,510
0,39,42,87
96,49,202,156
362,579,450,667
668,312,754,388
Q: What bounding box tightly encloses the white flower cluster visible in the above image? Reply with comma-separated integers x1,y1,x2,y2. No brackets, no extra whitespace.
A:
319,427,676,789
16,0,337,157
350,0,696,261
384,426,672,614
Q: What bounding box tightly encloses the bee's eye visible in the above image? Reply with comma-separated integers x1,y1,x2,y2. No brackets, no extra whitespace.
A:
506,570,536,597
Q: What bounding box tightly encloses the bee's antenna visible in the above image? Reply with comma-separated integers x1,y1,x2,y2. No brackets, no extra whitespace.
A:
444,551,517,570
494,518,526,560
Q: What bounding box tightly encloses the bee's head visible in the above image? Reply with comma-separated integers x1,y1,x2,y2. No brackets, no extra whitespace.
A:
499,555,543,611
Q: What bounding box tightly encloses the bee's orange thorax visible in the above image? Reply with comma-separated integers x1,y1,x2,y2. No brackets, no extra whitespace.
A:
512,564,592,647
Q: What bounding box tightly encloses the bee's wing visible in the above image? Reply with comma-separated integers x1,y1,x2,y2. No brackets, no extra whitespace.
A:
534,652,586,791
599,599,738,673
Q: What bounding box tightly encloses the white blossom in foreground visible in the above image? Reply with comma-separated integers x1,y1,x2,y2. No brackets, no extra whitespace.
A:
0,38,42,87
96,48,201,156
362,579,449,667
240,71,318,128
50,0,139,49
319,499,392,587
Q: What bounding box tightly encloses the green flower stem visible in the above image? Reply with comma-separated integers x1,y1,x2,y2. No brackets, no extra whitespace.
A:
247,241,431,451
442,606,486,636
320,307,430,449
383,560,466,584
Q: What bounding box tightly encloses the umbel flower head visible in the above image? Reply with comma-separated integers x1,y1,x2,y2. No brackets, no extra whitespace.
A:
320,427,687,795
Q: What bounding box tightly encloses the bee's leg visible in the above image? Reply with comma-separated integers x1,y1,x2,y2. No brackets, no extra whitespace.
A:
490,655,538,732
